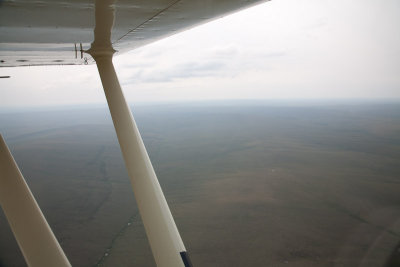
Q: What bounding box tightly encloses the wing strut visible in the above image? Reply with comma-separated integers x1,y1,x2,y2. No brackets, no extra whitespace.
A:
0,135,71,267
89,51,191,267
86,2,191,264
89,45,192,266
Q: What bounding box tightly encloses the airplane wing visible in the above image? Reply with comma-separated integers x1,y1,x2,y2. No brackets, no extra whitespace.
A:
0,0,267,67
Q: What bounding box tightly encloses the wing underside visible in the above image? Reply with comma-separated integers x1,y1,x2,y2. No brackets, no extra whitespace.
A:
0,0,266,67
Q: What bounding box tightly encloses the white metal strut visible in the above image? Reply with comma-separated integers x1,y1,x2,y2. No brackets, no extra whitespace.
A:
0,135,71,267
87,1,191,265
90,50,190,267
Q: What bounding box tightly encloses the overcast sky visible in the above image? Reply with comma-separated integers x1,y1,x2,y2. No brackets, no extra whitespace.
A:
1,0,400,107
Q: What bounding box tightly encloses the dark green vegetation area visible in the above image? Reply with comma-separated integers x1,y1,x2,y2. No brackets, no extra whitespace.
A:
0,101,400,266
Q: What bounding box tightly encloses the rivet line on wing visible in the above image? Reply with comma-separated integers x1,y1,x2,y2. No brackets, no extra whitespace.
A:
113,0,182,45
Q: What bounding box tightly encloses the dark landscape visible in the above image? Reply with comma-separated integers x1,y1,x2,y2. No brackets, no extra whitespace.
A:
0,100,399,267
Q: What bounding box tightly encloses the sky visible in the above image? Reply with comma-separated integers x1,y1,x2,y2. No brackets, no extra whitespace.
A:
1,0,400,107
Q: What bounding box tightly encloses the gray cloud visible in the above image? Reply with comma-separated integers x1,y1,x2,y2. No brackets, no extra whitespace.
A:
120,48,288,86
122,61,226,84
211,44,240,57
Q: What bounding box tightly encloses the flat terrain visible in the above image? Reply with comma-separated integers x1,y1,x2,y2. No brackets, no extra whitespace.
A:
0,101,399,266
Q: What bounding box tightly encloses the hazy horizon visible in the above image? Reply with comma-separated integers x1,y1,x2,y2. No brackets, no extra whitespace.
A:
1,98,400,113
